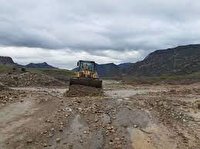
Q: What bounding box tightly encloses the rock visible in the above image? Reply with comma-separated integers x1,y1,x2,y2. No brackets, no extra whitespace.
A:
114,137,120,141
107,126,112,130
48,133,54,138
78,107,82,111
59,128,63,132
56,138,61,143
27,139,33,144
117,99,123,102
65,107,72,112
45,119,51,123
109,140,114,145
43,143,48,147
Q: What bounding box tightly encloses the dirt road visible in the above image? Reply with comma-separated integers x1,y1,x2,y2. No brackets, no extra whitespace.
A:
0,80,200,149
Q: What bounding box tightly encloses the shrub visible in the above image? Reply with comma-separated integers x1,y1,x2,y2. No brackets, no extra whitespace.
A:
21,68,26,72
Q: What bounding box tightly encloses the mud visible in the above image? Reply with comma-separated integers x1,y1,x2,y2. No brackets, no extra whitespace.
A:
0,80,200,149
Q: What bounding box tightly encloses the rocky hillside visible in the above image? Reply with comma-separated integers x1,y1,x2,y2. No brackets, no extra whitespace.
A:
26,62,56,69
96,63,121,78
0,56,15,65
118,63,133,74
127,44,200,76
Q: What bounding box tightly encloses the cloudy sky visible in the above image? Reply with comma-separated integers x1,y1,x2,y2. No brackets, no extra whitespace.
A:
0,0,200,69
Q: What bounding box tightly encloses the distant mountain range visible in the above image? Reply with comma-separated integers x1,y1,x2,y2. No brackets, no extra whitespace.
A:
0,57,56,69
74,44,200,77
1,44,200,77
96,63,121,78
25,62,56,69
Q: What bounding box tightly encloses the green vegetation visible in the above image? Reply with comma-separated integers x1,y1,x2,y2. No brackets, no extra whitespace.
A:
0,65,74,77
0,65,75,83
21,68,26,72
27,68,74,76
0,65,15,73
27,68,75,82
124,72,200,85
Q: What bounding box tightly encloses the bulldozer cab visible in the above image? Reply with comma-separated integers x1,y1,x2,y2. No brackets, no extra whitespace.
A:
77,60,96,72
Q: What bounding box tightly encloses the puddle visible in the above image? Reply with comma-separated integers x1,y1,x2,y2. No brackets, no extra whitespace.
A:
12,87,67,94
114,107,150,128
49,115,89,149
0,118,30,145
70,115,86,133
128,127,155,149
0,101,34,148
105,89,149,98
128,124,177,149
0,101,33,126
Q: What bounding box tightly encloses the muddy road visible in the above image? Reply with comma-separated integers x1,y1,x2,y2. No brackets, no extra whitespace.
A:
0,80,200,149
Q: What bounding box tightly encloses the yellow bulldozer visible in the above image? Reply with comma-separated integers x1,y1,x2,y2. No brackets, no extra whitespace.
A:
69,60,102,88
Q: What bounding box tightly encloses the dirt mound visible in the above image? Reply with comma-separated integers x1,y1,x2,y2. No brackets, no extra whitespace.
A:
0,72,65,87
65,85,103,97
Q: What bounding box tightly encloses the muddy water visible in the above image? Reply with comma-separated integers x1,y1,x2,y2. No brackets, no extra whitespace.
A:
49,115,91,149
0,101,33,125
104,80,178,149
0,100,34,148
11,87,67,94
128,124,177,149
105,89,149,98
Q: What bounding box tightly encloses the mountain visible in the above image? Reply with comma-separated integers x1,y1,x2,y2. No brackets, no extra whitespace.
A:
0,56,15,65
118,63,133,74
96,63,121,78
25,62,56,69
126,44,200,76
2,44,200,78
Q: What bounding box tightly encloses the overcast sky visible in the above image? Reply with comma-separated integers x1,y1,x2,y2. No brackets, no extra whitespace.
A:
0,0,200,69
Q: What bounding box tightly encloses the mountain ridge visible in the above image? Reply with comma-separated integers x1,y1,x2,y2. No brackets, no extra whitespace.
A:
126,44,200,76
1,44,200,77
0,56,15,65
25,62,56,69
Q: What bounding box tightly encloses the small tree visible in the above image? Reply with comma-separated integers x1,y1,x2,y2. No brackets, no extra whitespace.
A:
21,68,26,72
12,67,16,71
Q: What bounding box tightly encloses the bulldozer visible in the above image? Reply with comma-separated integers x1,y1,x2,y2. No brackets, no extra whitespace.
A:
69,60,102,88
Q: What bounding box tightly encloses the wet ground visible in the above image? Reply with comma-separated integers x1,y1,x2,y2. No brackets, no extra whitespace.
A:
0,80,200,149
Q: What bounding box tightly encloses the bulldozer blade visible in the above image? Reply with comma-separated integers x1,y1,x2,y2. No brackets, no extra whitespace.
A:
69,78,102,88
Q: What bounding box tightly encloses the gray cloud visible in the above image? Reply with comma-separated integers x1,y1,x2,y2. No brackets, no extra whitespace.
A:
0,0,200,68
